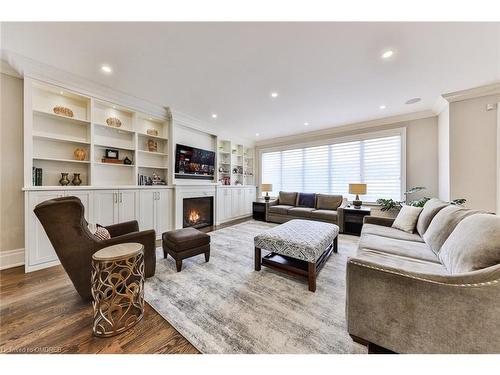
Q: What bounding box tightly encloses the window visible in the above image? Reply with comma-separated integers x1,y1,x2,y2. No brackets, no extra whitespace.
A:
260,132,403,202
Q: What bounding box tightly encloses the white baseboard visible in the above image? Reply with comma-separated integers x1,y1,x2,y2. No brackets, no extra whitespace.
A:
0,248,25,270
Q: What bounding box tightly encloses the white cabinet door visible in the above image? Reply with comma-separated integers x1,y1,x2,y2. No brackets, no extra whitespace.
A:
27,191,64,270
217,188,226,223
244,187,254,215
66,190,93,223
231,188,242,218
156,190,171,235
118,190,139,223
139,190,155,231
224,189,232,220
93,190,118,226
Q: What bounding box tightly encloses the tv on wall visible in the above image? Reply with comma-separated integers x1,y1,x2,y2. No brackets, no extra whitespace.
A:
175,144,215,180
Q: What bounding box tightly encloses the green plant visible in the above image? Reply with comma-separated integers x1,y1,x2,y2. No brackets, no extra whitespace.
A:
376,186,466,212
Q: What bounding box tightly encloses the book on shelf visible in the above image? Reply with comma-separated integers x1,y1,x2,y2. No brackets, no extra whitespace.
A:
32,167,43,186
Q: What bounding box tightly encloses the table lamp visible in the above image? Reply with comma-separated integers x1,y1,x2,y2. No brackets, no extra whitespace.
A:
349,183,367,208
261,183,273,202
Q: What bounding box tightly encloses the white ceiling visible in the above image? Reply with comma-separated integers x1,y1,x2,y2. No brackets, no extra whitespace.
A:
2,22,499,140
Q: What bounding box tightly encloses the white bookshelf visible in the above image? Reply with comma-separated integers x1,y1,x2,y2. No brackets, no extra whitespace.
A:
216,139,255,186
25,79,170,188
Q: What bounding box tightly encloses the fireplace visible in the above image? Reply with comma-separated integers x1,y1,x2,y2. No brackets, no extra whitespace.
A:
183,196,214,229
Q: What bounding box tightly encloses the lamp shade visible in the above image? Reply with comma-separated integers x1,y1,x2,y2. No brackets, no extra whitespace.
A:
349,183,367,195
261,183,273,192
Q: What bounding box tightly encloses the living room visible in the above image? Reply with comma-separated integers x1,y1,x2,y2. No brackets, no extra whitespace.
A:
1,1,500,373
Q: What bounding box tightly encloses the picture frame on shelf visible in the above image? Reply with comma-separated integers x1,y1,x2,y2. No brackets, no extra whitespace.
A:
105,148,119,159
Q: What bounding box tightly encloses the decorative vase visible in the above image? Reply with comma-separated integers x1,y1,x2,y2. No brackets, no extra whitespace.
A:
73,148,86,161
71,173,82,186
59,173,70,186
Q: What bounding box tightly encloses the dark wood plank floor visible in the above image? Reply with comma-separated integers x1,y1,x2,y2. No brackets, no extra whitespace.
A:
0,265,199,354
0,217,253,354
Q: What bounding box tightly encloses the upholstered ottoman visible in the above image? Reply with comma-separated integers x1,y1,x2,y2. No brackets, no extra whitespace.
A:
254,219,339,292
162,228,210,272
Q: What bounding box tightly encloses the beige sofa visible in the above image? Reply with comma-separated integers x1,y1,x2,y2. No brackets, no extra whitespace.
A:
266,191,347,231
346,198,500,353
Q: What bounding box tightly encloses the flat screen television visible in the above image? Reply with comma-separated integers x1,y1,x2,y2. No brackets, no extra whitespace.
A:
175,144,215,180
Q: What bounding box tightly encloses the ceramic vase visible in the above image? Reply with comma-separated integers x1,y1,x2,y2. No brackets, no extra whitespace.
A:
71,173,82,186
59,173,70,186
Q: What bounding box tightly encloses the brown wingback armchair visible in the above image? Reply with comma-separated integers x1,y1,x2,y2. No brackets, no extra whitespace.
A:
34,196,156,301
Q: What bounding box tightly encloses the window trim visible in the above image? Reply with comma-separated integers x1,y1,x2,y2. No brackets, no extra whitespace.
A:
257,127,407,202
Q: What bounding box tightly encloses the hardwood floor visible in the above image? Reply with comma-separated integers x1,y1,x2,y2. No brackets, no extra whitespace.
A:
0,265,199,354
0,218,254,354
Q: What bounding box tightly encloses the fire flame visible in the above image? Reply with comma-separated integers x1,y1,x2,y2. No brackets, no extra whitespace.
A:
188,209,200,224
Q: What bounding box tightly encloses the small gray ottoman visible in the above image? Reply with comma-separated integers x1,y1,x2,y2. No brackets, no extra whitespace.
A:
254,219,339,292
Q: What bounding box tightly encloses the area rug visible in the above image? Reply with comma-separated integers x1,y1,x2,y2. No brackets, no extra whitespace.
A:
145,220,366,354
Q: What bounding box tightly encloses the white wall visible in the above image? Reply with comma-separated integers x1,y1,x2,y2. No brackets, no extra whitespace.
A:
0,73,24,255
448,94,500,212
174,124,216,151
438,104,450,201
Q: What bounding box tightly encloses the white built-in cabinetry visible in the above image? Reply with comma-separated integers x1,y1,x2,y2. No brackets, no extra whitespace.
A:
22,77,255,273
216,186,256,225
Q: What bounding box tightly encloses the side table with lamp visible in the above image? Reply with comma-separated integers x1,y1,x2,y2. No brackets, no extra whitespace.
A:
345,183,371,235
253,183,274,221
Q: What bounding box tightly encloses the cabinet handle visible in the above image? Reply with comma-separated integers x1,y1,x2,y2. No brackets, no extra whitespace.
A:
154,192,157,200
119,192,122,203
114,192,117,204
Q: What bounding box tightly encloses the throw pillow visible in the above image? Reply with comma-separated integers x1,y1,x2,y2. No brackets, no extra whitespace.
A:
93,224,111,241
316,194,343,210
416,198,449,236
423,205,481,254
391,205,423,233
297,193,316,208
279,191,298,206
439,214,500,274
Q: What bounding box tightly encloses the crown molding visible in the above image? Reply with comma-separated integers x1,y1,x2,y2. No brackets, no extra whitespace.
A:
442,81,500,103
2,49,168,118
255,110,435,148
0,59,22,78
432,95,449,115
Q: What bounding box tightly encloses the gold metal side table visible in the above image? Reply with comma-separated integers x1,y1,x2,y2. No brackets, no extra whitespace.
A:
91,243,145,337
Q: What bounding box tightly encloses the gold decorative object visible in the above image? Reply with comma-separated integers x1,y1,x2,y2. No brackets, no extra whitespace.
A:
146,128,158,136
147,139,158,152
53,106,74,118
73,148,86,161
106,117,122,128
91,243,145,337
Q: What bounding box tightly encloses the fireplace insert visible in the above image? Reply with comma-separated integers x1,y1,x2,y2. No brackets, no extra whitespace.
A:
183,196,214,229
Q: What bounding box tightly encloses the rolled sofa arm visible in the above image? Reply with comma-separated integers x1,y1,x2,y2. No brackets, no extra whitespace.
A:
265,199,279,221
336,198,349,233
363,216,395,227
346,258,500,353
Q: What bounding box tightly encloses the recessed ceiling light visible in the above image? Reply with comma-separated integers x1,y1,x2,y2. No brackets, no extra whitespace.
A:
379,105,386,110
405,97,422,105
381,50,394,59
149,117,153,120
255,133,260,137
101,65,112,73
211,113,218,119
304,122,309,126
59,91,64,95
270,92,279,98
112,105,116,109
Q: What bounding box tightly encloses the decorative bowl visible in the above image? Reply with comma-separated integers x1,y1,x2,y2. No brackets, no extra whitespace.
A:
106,117,122,128
53,106,74,118
146,128,159,136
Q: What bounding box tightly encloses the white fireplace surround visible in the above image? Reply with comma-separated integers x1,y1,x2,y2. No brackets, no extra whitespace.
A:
174,184,217,229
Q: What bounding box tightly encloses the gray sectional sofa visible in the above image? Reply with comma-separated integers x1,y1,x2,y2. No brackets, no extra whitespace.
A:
266,191,347,231
346,198,500,353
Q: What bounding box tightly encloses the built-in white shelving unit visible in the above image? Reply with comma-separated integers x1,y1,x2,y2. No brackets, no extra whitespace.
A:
216,139,255,186
24,78,170,188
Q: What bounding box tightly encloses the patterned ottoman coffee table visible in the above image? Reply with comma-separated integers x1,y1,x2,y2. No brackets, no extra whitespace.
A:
254,219,339,292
